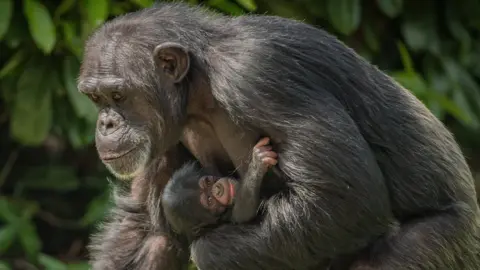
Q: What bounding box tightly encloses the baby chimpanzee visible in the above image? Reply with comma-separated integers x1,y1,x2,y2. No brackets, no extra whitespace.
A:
161,137,277,238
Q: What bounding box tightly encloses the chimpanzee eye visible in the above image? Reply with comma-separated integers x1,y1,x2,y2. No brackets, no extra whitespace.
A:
112,92,123,101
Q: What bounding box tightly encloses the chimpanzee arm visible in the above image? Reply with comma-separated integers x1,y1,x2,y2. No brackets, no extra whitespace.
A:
230,137,277,224
89,144,192,270
190,104,395,270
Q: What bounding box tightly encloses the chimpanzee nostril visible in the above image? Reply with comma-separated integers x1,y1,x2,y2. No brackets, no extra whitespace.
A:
99,114,121,136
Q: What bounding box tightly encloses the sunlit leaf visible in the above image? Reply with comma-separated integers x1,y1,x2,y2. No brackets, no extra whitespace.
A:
397,41,415,74
130,0,154,8
376,0,402,18
236,0,257,11
0,225,17,254
391,71,427,96
10,59,53,146
327,0,361,35
83,0,109,27
23,0,57,54
0,0,13,40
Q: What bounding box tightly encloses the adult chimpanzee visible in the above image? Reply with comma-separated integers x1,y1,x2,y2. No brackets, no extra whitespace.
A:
162,137,278,240
78,3,480,270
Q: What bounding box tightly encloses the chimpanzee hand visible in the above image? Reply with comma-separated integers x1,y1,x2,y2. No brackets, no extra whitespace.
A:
231,137,278,224
252,137,278,172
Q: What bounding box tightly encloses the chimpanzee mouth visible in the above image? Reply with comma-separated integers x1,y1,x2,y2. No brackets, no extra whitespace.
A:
100,147,137,161
213,183,224,197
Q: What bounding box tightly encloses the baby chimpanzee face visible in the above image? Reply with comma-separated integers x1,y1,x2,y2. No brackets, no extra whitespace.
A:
199,176,237,215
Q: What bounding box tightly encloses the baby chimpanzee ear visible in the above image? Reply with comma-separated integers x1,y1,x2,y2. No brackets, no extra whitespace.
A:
153,42,190,83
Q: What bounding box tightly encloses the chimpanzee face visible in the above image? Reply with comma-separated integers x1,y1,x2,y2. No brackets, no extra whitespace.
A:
199,176,237,215
77,27,191,180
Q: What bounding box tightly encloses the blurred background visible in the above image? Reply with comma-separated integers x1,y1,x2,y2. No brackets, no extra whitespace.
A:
1,0,480,269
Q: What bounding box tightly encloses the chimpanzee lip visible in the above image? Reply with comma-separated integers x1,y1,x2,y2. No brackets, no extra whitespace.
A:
100,147,137,161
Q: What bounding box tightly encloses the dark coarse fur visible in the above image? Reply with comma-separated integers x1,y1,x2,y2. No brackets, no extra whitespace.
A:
83,2,480,270
162,162,221,239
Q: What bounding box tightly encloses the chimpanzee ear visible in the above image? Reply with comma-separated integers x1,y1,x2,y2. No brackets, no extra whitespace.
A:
153,42,190,83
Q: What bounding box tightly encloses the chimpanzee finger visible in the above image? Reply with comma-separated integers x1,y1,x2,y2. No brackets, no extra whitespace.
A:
254,145,272,154
254,137,271,148
262,157,278,166
258,151,278,159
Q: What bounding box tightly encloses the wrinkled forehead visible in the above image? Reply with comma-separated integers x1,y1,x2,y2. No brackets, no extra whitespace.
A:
82,32,151,73
78,29,157,90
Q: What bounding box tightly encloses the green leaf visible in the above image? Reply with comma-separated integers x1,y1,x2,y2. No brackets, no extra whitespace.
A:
67,262,91,270
2,11,30,49
422,90,470,124
20,166,79,192
81,191,111,226
0,225,17,254
236,0,257,11
62,22,83,59
0,0,13,40
129,0,154,8
83,0,109,28
0,198,19,223
10,59,53,146
327,0,361,35
18,222,41,261
391,71,428,96
453,90,479,128
55,0,76,18
23,0,56,54
39,254,68,270
363,24,379,52
0,50,26,79
64,57,98,123
0,261,12,270
400,1,439,54
207,0,245,16
445,3,472,63
376,0,402,18
397,42,415,74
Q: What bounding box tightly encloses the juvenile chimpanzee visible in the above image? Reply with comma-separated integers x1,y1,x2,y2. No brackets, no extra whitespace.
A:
78,2,480,270
162,137,278,238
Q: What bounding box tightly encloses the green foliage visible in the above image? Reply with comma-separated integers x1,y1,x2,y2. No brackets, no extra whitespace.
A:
0,0,479,268
0,0,13,40
23,0,57,54
327,0,361,35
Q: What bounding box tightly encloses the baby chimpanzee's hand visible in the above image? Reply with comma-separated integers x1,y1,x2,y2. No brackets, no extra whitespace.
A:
252,137,278,172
